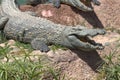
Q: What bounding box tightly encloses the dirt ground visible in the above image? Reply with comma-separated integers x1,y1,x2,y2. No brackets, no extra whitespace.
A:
17,0,120,79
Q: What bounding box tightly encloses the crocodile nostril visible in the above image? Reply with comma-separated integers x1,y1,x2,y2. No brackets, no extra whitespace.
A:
99,29,106,35
102,30,106,34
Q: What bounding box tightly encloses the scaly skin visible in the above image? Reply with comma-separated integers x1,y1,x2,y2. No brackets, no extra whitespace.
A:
0,0,105,52
24,0,48,6
17,0,100,11
20,0,94,11
53,0,101,11
53,0,93,11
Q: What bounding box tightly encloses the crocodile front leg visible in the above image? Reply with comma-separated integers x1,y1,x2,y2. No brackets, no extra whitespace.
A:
0,16,9,29
31,38,50,52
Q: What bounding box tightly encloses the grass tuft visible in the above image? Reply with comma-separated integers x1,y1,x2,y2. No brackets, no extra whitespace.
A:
0,34,64,80
50,44,68,52
97,48,120,80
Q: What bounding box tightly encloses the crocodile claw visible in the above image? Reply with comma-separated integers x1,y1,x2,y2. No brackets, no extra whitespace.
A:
31,38,50,52
53,0,61,8
92,0,101,6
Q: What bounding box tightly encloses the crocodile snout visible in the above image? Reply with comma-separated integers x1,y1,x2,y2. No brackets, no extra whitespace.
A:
98,29,106,35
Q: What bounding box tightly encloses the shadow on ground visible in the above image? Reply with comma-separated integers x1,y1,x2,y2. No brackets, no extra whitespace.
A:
20,2,104,29
72,50,104,72
70,1,104,29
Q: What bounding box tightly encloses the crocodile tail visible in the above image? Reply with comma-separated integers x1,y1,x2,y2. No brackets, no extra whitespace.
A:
72,0,93,11
62,0,93,11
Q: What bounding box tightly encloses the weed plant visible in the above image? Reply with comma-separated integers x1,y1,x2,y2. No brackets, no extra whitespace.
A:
0,57,62,80
0,46,63,80
0,31,7,43
97,48,120,80
50,44,67,52
0,34,64,80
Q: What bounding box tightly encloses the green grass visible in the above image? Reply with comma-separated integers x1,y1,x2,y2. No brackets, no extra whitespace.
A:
0,58,62,80
0,43,12,62
0,34,64,80
50,44,68,52
15,41,33,53
97,48,120,80
2,30,120,80
0,31,7,43
0,44,64,80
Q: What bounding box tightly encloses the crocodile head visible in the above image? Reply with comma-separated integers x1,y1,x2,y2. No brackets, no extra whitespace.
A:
63,27,106,51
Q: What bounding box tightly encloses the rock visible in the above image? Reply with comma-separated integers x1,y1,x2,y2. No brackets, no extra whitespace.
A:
7,39,16,46
0,43,5,47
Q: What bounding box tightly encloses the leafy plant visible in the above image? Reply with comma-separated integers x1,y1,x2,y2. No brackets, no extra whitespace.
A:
0,55,63,80
0,41,63,80
97,49,120,80
50,44,67,52
0,43,12,62
0,31,7,43
15,41,33,52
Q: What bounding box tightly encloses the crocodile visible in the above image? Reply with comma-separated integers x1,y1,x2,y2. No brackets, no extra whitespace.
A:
53,0,101,9
19,0,95,11
0,0,106,52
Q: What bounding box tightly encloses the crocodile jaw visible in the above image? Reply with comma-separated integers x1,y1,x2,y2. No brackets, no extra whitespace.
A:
78,36,104,51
